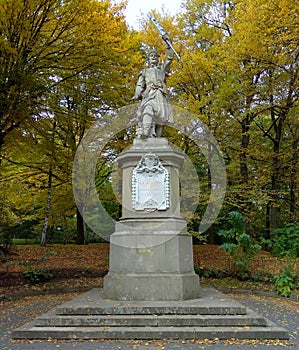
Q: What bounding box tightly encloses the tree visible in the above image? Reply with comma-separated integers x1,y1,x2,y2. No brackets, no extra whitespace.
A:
170,0,299,238
232,0,299,231
0,0,144,244
0,0,129,155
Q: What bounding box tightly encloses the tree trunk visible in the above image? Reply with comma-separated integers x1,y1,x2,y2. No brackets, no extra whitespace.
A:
265,202,271,240
40,167,53,246
76,205,86,245
270,154,279,230
206,128,218,244
63,214,68,244
270,108,284,231
239,117,251,234
289,137,299,222
0,131,4,165
40,120,56,246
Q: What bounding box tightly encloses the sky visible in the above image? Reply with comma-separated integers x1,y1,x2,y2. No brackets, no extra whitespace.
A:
121,0,183,29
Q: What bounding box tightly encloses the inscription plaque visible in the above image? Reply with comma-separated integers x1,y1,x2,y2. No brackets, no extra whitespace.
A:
132,153,170,211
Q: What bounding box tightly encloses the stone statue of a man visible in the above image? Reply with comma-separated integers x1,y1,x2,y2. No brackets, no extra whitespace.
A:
132,40,174,138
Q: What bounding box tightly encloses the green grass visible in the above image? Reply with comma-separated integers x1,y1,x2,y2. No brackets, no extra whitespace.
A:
12,238,38,245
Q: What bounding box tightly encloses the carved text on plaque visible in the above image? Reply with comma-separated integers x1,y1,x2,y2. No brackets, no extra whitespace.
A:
132,153,170,211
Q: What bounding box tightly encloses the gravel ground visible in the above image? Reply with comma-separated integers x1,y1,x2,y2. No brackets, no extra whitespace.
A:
0,291,298,350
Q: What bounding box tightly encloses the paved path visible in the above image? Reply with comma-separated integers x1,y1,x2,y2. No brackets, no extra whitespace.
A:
1,291,298,350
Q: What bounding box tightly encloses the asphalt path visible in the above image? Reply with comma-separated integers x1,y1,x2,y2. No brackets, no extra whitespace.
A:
1,291,298,350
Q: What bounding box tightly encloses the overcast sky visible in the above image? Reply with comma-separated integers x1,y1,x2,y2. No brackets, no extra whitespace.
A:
121,0,183,29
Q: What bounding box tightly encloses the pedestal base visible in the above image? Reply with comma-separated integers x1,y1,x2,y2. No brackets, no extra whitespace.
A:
104,273,200,301
103,230,200,301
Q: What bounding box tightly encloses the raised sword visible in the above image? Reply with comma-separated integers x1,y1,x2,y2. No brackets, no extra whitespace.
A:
147,14,182,61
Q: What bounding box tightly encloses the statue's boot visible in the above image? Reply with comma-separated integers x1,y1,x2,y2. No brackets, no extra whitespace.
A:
155,124,163,137
141,122,152,138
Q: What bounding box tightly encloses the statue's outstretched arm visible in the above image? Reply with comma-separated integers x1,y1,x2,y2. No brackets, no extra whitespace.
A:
164,35,174,73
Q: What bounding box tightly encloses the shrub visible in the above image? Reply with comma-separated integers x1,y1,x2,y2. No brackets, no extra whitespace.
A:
273,264,298,297
0,226,14,249
194,265,228,278
218,211,261,280
265,223,299,259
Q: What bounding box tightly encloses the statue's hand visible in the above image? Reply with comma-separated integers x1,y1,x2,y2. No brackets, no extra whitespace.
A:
162,34,171,47
162,34,170,42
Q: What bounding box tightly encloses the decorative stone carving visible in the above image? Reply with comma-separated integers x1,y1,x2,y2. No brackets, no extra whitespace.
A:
132,153,170,211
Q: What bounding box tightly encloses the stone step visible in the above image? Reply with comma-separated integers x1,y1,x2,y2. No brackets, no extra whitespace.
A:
12,288,289,341
13,323,289,340
57,304,247,316
34,310,267,327
55,288,247,315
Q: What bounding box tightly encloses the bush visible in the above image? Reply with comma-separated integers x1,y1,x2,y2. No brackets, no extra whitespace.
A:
261,223,299,297
0,226,14,259
265,223,299,258
218,211,261,280
194,265,228,278
0,226,14,246
274,264,298,297
13,220,39,241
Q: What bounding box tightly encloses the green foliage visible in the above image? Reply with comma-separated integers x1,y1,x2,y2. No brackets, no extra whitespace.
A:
190,230,208,244
194,264,202,276
262,223,299,297
264,223,299,259
5,251,57,284
251,269,274,283
0,0,140,245
218,211,262,280
273,264,298,298
171,0,299,237
201,266,228,279
0,226,13,248
44,226,77,244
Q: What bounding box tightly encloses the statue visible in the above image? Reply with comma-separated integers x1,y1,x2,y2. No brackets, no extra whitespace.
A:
132,16,180,139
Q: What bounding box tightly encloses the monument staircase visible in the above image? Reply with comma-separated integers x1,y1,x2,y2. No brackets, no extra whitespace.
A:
13,287,288,340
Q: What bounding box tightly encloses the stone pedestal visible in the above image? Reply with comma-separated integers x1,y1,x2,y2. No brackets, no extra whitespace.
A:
103,138,200,301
